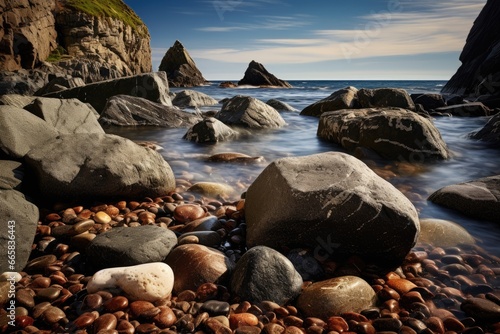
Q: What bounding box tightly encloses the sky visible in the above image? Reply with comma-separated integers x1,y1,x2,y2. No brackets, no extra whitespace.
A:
123,0,486,81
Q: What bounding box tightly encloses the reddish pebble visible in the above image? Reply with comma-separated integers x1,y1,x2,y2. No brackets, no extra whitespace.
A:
284,326,303,334
15,315,34,328
426,316,445,334
264,323,285,334
196,282,219,302
104,296,129,312
129,300,155,318
443,317,465,332
93,313,118,332
174,204,205,223
230,313,259,329
386,279,417,294
72,312,97,329
327,316,349,333
153,306,177,328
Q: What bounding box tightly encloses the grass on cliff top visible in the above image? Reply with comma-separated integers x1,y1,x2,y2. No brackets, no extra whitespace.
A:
64,0,146,33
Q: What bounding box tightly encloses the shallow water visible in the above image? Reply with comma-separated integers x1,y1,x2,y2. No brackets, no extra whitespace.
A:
106,80,500,256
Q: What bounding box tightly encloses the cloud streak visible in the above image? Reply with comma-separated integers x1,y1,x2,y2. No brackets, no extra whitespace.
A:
191,0,486,64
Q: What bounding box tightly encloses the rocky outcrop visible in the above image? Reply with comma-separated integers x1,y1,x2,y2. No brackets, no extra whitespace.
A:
25,133,176,201
266,99,297,112
358,88,415,110
99,95,200,127
159,40,207,87
45,72,172,113
34,75,85,96
238,60,292,88
441,0,500,108
301,86,359,117
245,152,420,270
411,94,446,111
317,108,449,161
0,0,57,71
470,113,500,144
216,95,286,129
428,175,500,223
183,117,238,143
172,90,218,108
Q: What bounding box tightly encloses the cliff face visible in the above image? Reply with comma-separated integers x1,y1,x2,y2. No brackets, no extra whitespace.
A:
0,0,151,77
159,40,207,87
0,0,58,71
442,0,500,107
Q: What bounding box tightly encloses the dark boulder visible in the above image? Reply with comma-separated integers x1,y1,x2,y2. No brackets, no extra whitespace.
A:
238,60,292,88
159,40,207,87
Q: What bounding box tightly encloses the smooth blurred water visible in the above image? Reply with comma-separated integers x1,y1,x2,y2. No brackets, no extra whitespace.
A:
107,80,500,255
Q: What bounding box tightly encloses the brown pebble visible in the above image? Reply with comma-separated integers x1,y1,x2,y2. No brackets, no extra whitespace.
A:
341,312,368,323
153,306,177,328
37,287,61,301
235,301,252,314
116,320,135,334
129,300,156,318
62,208,77,223
42,306,66,324
135,323,160,333
205,318,232,334
326,316,348,333
236,325,262,334
93,313,118,332
197,283,219,302
25,255,57,273
174,204,205,223
352,322,376,334
230,313,259,329
378,287,401,301
283,316,303,328
264,322,285,334
425,316,445,334
32,302,51,319
443,317,465,332
304,317,326,328
16,289,35,309
400,325,418,334
386,279,417,295
72,312,97,329
14,315,34,328
177,290,197,302
46,213,61,221
83,293,103,310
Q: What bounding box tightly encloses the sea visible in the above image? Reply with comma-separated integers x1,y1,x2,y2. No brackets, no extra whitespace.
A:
107,80,500,255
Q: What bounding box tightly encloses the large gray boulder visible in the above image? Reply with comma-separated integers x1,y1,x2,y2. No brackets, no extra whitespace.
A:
86,225,178,272
183,117,238,143
429,175,500,223
216,95,286,129
301,86,359,117
470,113,500,144
358,88,415,110
25,133,175,200
24,97,104,134
0,161,24,191
434,102,492,117
99,95,200,127
172,90,218,108
231,246,303,305
0,105,58,159
245,152,420,269
0,190,39,272
317,108,449,161
44,72,173,113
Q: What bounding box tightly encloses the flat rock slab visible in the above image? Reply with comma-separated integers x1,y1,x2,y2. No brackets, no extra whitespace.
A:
428,175,500,223
25,133,175,201
86,225,178,272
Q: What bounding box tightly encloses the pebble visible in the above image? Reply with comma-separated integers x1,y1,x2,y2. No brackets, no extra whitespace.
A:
86,262,174,302
201,300,230,316
42,306,66,324
153,306,177,328
386,278,417,294
230,313,259,329
173,204,206,223
461,297,500,322
93,313,118,332
94,211,112,224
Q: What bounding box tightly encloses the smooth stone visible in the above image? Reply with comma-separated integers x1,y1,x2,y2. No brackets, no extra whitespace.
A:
178,231,221,247
42,306,66,324
129,300,156,318
231,246,303,305
266,99,297,112
154,306,177,328
418,219,476,247
37,287,61,301
104,296,129,312
94,211,112,224
83,293,103,310
200,300,230,317
236,325,262,334
16,289,35,309
372,318,403,332
174,204,206,223
93,313,118,332
297,276,377,319
165,244,235,293
229,313,259,329
207,152,263,163
86,262,174,302
188,182,235,198
205,318,232,334
24,255,57,273
461,297,500,322
386,279,418,295
183,216,221,232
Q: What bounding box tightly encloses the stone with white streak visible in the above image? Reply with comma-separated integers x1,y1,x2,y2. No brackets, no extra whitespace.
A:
86,262,174,302
317,108,449,161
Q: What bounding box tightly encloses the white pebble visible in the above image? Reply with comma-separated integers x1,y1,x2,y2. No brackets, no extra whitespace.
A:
86,262,174,302
0,272,22,282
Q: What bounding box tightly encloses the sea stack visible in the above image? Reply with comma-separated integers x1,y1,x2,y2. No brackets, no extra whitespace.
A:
238,60,292,88
159,40,208,87
441,0,500,108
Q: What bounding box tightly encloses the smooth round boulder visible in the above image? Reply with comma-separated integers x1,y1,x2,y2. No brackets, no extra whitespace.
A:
418,219,476,247
165,244,235,293
297,276,377,319
86,225,177,271
25,133,175,200
231,246,303,305
245,152,420,270
87,262,174,302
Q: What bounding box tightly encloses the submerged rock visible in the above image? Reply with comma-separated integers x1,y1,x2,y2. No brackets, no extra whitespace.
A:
238,60,292,88
470,113,500,144
428,175,500,223
418,219,476,247
183,117,238,143
317,107,449,161
266,99,297,111
301,86,359,117
159,40,207,87
245,152,420,270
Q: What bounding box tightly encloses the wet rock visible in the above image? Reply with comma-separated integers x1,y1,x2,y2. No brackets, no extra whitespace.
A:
301,86,358,117
0,105,58,159
87,262,174,302
45,72,172,112
172,90,218,108
184,117,238,143
358,88,415,110
461,297,500,322
159,40,207,87
207,152,263,163
231,246,303,305
245,152,420,269
174,204,206,223
216,95,286,129
297,276,377,319
165,244,235,293
428,175,500,223
411,94,446,111
0,190,39,272
201,300,230,317
0,161,24,191
470,113,500,144
418,219,476,247
266,99,297,112
99,95,200,127
317,108,449,161
86,225,177,270
188,182,235,198
435,102,491,117
25,133,176,201
178,231,221,247
238,60,292,88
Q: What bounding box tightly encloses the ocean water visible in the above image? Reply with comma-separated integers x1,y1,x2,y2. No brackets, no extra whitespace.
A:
107,80,500,255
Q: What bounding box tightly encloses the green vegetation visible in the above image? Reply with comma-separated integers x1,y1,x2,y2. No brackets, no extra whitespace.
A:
46,45,68,62
64,0,146,34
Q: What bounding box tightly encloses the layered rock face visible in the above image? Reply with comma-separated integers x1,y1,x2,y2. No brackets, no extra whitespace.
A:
0,0,57,70
159,40,207,87
441,0,500,107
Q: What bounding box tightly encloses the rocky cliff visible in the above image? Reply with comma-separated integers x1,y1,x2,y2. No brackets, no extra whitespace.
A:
442,0,500,107
159,40,207,87
0,0,151,78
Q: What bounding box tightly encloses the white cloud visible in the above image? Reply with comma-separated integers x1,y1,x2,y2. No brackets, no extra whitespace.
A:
197,14,310,32
191,0,486,64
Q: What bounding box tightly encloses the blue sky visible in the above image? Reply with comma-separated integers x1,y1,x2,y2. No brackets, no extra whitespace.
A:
123,0,486,80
